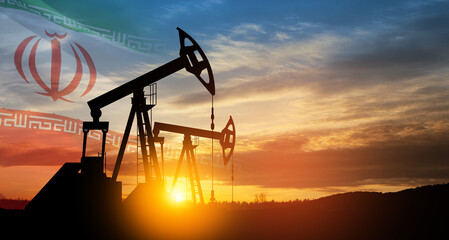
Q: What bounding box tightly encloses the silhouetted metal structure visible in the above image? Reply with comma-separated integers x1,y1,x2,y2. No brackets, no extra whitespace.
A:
86,27,215,184
153,116,236,204
26,28,216,230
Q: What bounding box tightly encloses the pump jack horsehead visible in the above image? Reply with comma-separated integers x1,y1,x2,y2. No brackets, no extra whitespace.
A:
153,116,236,204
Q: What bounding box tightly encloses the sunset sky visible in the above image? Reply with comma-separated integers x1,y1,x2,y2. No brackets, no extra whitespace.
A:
1,0,449,202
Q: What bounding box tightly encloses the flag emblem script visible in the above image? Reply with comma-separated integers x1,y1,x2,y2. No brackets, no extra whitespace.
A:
14,30,97,102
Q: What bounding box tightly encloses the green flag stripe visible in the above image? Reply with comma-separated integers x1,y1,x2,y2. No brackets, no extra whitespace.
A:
0,0,167,54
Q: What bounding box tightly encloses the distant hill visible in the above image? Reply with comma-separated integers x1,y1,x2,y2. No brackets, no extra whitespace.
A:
0,183,447,239
0,199,29,210
309,183,449,208
224,183,449,240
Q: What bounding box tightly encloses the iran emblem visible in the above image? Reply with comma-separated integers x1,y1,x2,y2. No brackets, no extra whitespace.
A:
14,30,97,102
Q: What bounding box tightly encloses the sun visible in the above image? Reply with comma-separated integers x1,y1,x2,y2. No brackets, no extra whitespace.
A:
171,191,185,203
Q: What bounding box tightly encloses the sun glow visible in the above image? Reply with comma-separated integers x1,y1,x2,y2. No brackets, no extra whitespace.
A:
172,192,185,202
121,183,228,239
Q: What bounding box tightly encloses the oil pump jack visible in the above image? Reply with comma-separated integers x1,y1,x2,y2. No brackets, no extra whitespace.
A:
87,27,215,184
26,28,217,222
153,116,236,204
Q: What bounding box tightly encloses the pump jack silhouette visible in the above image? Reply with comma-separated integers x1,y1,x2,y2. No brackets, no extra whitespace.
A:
153,116,236,204
25,28,235,237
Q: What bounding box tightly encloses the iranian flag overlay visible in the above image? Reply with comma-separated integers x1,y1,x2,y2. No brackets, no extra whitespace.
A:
0,1,233,200
3,0,448,207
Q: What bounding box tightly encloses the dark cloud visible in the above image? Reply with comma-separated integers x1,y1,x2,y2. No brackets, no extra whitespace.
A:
227,122,449,189
169,2,449,108
2,118,448,191
167,70,305,108
316,6,449,93
321,88,449,124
